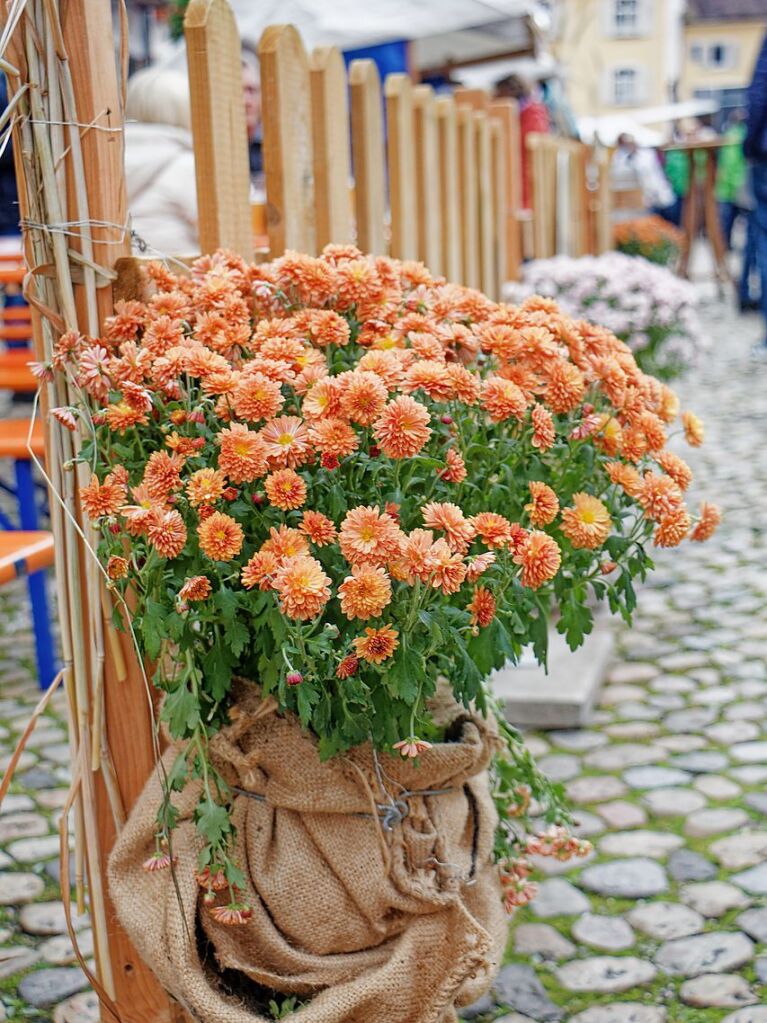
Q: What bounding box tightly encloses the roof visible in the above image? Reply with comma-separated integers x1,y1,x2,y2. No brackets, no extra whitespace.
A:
686,0,767,21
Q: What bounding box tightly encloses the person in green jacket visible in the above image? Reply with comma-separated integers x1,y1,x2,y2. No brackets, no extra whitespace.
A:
717,113,748,250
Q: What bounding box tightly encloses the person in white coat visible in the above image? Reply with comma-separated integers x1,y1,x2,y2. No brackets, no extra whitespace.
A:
124,68,199,257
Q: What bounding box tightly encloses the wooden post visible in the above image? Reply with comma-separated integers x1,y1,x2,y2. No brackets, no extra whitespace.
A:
310,46,353,250
349,59,387,256
474,111,496,300
185,0,252,259
594,147,613,254
490,118,508,298
489,99,521,280
436,96,461,284
385,73,418,261
259,24,316,256
413,85,442,275
457,105,479,288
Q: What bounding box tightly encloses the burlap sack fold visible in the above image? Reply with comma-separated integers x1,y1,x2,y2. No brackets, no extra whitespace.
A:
108,681,507,1023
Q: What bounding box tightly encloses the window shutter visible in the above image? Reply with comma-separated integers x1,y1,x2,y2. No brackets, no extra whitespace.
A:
638,0,654,36
602,0,617,38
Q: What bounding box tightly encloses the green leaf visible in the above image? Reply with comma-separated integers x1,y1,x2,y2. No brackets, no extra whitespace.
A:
141,597,166,660
229,620,249,658
161,683,200,738
196,801,231,846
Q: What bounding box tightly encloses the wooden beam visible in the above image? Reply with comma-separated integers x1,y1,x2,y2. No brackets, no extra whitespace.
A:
490,117,508,298
185,0,253,259
310,46,353,250
435,95,461,284
489,98,522,279
349,59,386,255
475,111,495,300
413,85,442,275
259,24,316,256
385,73,417,261
457,105,479,289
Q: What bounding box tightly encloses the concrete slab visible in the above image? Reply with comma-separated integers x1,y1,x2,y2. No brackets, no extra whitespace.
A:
492,616,615,729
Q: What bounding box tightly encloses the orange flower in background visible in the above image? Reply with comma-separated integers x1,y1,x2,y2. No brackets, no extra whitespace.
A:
637,472,684,522
335,654,359,678
690,502,722,542
339,506,403,567
218,422,268,482
656,450,693,491
302,377,342,419
259,416,312,469
104,400,148,434
467,586,496,628
639,411,666,452
241,550,279,590
441,448,467,484
353,624,399,664
471,512,513,549
596,416,623,458
231,371,285,422
81,472,127,519
606,461,642,498
423,502,475,554
339,370,388,425
373,395,431,459
620,426,649,463
197,511,244,562
143,451,185,501
299,510,337,547
357,349,406,390
293,308,351,348
404,360,454,402
146,508,187,559
261,525,310,562
544,361,585,414
531,403,555,450
273,554,331,620
264,468,307,511
682,410,704,447
561,494,612,549
121,483,156,536
654,507,691,548
525,482,560,527
339,565,392,619
515,531,561,589
466,551,496,582
428,538,467,594
446,363,481,405
658,384,680,423
186,468,227,508
179,576,212,601
399,528,438,583
481,376,527,422
308,417,359,458
106,555,128,580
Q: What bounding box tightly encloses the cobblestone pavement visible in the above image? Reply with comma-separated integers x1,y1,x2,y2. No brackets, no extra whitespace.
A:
0,289,765,1021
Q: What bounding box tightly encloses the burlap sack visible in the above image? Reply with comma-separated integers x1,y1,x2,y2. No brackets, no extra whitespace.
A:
108,681,507,1023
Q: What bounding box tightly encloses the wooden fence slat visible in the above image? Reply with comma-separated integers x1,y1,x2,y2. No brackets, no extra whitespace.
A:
349,59,387,256
413,84,442,275
595,147,613,254
310,46,353,250
259,24,316,256
457,105,479,289
435,96,461,283
385,73,417,261
185,0,253,258
453,87,490,112
489,98,521,281
474,111,495,300
490,118,508,297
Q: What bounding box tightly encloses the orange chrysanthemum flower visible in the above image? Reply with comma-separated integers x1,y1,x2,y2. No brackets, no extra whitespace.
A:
302,377,342,419
525,482,560,527
231,371,285,422
654,507,691,548
186,468,227,508
259,416,312,469
639,411,666,452
656,450,693,491
467,586,496,628
218,423,268,483
422,502,475,554
466,551,496,582
428,538,467,594
399,528,438,583
81,471,127,520
620,426,649,463
682,410,704,447
197,511,244,562
403,360,454,402
373,395,431,459
240,550,279,590
146,508,187,559
481,376,527,422
106,555,128,580
308,417,359,458
104,400,148,434
471,512,513,549
272,554,331,620
441,448,467,484
658,384,680,423
545,361,586,414
339,370,389,425
637,472,684,522
142,451,185,501
264,468,307,511
560,493,612,549
338,565,392,620
353,623,399,664
596,416,623,458
299,510,337,547
515,531,562,589
339,506,404,567
335,654,359,678
531,403,555,451
446,363,481,405
690,502,722,543
605,461,642,498
179,576,212,601
261,524,310,562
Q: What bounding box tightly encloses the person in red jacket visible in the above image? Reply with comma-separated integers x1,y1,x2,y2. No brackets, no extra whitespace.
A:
494,74,551,210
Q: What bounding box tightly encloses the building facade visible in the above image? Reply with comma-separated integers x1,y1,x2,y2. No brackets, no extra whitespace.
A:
680,0,765,111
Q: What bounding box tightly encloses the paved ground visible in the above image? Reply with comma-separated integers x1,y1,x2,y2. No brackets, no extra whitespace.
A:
0,282,765,1021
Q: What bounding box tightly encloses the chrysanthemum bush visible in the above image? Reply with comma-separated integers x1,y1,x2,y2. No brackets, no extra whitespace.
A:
47,246,719,919
614,214,684,267
506,251,703,380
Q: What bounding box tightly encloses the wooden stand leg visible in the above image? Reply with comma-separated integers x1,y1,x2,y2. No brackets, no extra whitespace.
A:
704,149,731,286
678,152,699,279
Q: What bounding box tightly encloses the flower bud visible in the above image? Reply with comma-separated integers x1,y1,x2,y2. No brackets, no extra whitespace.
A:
223,487,238,501
189,410,206,424
253,492,265,505
440,414,453,425
199,505,215,520
286,671,303,686
109,522,121,535
323,623,339,638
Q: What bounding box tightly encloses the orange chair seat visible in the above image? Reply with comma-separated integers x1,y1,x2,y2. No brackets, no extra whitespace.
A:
0,418,45,459
0,530,54,584
0,325,33,342
0,350,36,393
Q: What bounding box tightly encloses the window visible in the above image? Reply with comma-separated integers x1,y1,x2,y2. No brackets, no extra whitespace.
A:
613,67,638,106
707,42,736,69
690,43,703,64
614,0,638,34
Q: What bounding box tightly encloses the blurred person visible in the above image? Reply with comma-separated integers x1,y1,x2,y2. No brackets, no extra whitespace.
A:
717,111,748,250
611,133,677,224
242,48,263,189
744,31,767,353
125,66,198,256
494,74,549,210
